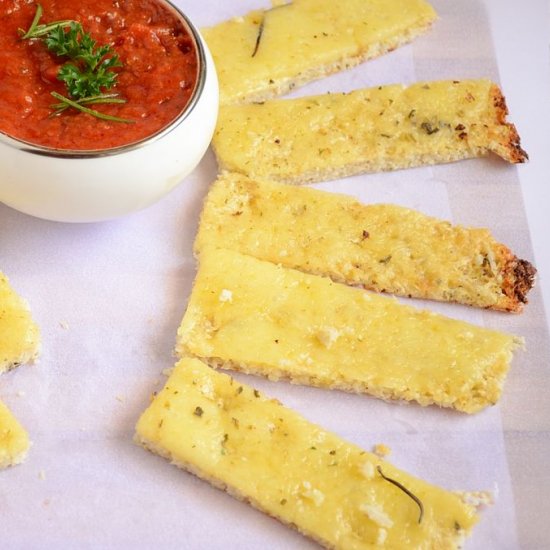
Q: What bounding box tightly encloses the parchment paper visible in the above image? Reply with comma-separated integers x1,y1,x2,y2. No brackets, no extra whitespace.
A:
1,1,548,548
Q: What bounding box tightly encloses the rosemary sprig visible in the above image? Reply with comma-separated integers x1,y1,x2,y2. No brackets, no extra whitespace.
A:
251,2,292,58
18,4,75,40
251,18,265,58
377,466,424,524
50,93,126,114
20,4,130,122
50,92,134,124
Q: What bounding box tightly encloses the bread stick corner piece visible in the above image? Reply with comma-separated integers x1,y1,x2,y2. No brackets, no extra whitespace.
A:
213,80,528,183
136,358,482,549
177,248,522,413
0,399,30,469
0,272,41,374
203,0,437,105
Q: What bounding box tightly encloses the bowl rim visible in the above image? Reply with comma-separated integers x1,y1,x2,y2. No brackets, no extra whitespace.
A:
0,0,207,159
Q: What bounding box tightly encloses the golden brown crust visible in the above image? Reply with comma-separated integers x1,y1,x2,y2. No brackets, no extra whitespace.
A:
489,85,528,163
498,253,537,312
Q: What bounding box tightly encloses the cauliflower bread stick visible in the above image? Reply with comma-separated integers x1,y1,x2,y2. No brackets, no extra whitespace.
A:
136,358,482,549
0,272,40,374
177,248,521,413
0,272,40,468
213,80,527,183
195,174,536,312
203,0,437,105
0,400,30,469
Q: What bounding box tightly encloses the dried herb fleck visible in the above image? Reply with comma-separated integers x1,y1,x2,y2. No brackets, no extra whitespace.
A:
193,406,204,417
379,255,392,264
377,466,424,524
220,433,229,455
253,389,260,398
421,121,439,135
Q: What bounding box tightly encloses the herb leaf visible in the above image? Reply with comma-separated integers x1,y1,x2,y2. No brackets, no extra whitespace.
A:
45,22,83,58
44,21,122,100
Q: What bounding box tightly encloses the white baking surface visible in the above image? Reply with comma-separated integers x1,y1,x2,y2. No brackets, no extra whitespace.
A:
1,1,549,548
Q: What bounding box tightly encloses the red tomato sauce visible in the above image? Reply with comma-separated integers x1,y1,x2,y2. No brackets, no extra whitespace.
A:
0,0,198,150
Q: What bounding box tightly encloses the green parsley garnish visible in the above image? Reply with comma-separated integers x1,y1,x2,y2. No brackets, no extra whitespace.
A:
20,4,132,123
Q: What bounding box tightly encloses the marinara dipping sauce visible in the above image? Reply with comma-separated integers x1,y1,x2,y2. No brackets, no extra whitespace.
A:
0,0,199,150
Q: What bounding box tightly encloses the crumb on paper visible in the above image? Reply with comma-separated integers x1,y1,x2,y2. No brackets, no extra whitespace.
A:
38,470,46,480
116,395,124,403
457,491,494,508
162,368,173,376
59,320,69,330
16,390,25,398
43,498,50,507
373,443,391,457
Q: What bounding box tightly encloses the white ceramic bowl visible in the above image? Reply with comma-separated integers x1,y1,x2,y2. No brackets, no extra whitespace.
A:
0,1,218,223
